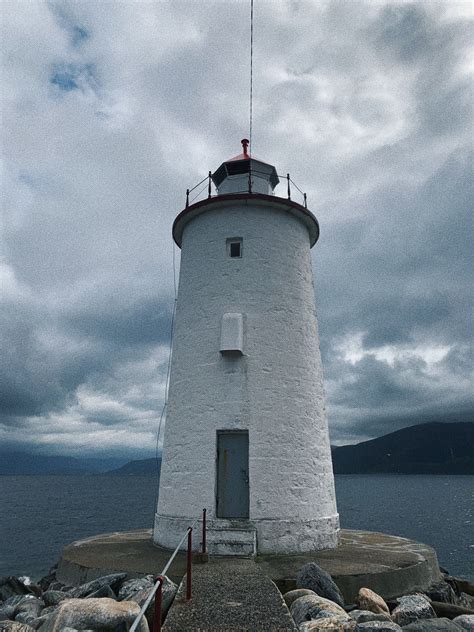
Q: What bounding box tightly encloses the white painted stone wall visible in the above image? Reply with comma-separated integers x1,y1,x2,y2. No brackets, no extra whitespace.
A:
154,199,339,553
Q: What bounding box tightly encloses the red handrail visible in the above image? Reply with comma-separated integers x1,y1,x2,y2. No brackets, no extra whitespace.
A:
129,508,207,632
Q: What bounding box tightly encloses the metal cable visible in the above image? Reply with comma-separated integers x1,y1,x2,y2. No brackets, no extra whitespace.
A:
129,517,200,632
190,181,209,204
249,0,254,155
154,243,178,501
188,174,208,194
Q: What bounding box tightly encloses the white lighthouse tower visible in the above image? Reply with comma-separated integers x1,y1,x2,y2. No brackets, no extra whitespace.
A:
154,141,339,555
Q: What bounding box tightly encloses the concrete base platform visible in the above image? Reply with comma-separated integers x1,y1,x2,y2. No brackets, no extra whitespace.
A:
57,528,441,603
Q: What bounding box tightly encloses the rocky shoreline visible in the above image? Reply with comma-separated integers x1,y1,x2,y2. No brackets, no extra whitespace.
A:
0,570,177,631
283,562,474,631
0,561,473,631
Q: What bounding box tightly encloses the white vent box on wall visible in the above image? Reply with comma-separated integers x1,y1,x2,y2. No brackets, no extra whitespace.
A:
220,313,244,355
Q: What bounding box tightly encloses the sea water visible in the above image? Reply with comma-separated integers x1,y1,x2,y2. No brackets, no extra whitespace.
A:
0,474,472,581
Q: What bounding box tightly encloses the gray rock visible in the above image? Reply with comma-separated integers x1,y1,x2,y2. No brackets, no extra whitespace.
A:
85,584,116,600
454,615,474,630
426,581,458,605
349,610,392,623
391,594,436,627
0,606,15,622
43,584,63,593
402,618,463,631
459,595,474,610
0,622,36,631
355,623,402,631
1,598,25,610
127,576,177,626
25,608,56,629
37,573,56,593
21,616,48,631
431,601,474,619
38,606,56,618
66,573,127,598
0,579,34,602
41,592,68,608
296,564,345,608
13,597,44,625
117,576,154,601
0,595,25,621
298,619,356,630
446,579,474,600
291,594,348,626
37,597,149,632
284,589,318,608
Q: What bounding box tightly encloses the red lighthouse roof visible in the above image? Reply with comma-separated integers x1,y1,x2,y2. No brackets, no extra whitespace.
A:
227,138,251,161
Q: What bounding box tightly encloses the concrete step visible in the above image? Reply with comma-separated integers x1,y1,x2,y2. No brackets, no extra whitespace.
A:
207,525,256,556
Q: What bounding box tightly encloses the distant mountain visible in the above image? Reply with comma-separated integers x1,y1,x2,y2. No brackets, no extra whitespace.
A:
0,452,127,475
332,421,474,474
104,457,161,476
4,421,471,476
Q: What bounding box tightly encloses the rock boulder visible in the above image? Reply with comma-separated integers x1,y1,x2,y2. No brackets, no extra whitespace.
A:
426,581,458,604
284,589,318,608
37,597,149,632
298,619,356,631
291,594,348,626
296,564,345,607
402,619,463,631
66,573,127,599
355,623,402,631
357,588,390,616
42,592,69,608
454,615,474,630
117,576,154,601
391,594,436,627
349,610,392,623
12,597,44,625
0,579,34,602
127,577,177,625
0,622,36,631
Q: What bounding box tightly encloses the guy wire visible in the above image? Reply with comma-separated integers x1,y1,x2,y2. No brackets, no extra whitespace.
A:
154,241,178,482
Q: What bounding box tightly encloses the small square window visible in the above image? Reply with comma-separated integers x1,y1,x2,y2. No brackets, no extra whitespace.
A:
227,238,242,258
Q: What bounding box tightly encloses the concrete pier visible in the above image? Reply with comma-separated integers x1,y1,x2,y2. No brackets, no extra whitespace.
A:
163,558,297,631
57,528,441,603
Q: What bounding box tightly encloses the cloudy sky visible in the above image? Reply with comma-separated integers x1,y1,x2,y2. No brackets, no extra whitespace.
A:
1,0,472,458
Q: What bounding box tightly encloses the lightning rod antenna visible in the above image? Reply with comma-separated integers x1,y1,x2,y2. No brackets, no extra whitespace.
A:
249,0,254,156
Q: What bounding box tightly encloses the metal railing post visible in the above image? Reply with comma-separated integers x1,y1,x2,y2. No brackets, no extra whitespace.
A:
186,527,193,600
202,508,207,554
208,171,212,198
287,173,291,199
186,189,189,208
153,576,164,632
129,515,201,632
304,192,307,208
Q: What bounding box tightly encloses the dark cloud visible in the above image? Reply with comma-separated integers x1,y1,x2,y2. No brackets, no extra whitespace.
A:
64,293,172,346
372,4,434,63
2,1,472,455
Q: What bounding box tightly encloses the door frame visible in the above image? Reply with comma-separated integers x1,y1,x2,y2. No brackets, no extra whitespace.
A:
215,429,249,519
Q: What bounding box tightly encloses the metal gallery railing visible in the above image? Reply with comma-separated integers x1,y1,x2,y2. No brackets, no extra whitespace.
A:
129,508,207,632
185,170,308,209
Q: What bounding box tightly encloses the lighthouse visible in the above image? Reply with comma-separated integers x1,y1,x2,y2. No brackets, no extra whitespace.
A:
154,141,339,555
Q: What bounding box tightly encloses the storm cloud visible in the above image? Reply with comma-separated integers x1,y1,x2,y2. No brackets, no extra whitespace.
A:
1,1,472,456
